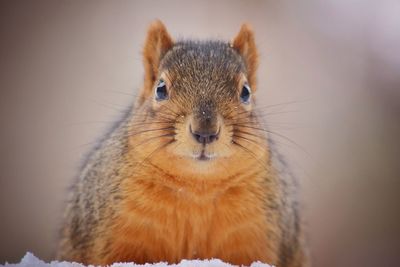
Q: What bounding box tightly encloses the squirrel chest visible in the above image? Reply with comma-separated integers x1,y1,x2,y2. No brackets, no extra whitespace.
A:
105,163,281,265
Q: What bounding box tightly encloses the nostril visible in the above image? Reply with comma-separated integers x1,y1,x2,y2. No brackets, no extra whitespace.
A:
192,132,203,143
190,126,219,144
208,133,218,143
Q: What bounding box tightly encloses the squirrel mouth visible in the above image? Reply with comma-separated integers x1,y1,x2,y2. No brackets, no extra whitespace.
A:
194,148,215,161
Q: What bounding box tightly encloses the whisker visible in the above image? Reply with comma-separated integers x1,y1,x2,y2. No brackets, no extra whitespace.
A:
231,140,269,172
231,110,300,123
233,129,266,139
66,119,174,128
129,120,174,128
232,134,267,151
106,89,139,98
235,99,309,116
131,133,176,150
66,121,118,126
232,124,314,160
128,127,176,137
158,104,181,118
134,139,176,168
89,100,127,113
132,110,176,120
129,114,176,125
231,118,310,133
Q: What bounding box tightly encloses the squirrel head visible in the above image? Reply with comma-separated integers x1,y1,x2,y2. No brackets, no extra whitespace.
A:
132,20,267,179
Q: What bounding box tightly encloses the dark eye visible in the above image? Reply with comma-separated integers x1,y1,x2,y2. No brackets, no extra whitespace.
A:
240,83,251,104
155,79,168,101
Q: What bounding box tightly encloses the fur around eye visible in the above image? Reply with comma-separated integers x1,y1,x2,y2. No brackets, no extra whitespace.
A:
155,79,168,101
240,83,251,104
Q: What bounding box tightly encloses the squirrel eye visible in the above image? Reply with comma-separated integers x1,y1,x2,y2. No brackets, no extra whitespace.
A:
240,83,251,104
155,79,168,101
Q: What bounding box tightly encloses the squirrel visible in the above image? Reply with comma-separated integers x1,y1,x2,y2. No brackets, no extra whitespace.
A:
57,20,310,267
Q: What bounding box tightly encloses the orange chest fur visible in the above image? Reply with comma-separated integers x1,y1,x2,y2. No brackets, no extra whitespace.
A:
106,174,280,266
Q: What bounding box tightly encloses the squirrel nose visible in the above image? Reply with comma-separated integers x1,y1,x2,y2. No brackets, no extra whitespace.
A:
190,126,220,145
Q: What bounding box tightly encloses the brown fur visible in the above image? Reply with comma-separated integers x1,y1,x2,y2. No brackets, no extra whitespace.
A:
231,24,258,91
140,20,174,105
57,21,310,267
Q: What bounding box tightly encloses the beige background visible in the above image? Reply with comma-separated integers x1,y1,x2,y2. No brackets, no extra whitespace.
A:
1,1,400,266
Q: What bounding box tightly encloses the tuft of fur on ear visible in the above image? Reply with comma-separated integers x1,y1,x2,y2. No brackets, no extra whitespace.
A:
232,24,259,90
140,20,174,105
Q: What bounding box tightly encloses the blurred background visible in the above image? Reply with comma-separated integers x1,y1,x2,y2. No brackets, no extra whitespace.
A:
0,1,399,266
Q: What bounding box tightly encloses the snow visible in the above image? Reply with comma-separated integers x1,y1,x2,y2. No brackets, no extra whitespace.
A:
1,253,273,267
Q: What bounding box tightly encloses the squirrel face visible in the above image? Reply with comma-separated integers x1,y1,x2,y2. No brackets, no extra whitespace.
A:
132,21,265,178
157,41,253,161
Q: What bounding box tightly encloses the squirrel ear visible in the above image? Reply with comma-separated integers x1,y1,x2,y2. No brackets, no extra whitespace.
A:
140,20,174,104
232,24,259,89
